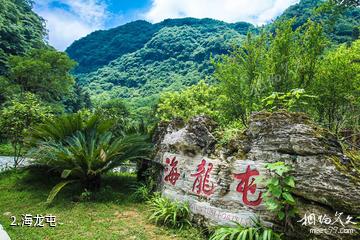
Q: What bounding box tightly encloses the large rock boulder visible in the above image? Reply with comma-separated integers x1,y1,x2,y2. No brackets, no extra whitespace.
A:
153,111,360,240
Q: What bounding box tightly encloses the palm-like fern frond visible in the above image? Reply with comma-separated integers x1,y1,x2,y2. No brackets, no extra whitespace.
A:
28,113,153,204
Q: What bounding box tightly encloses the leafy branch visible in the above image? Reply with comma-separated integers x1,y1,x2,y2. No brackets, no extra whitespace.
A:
263,162,297,232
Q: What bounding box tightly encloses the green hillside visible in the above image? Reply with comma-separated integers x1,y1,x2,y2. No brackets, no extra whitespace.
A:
0,0,47,74
275,0,359,42
66,20,160,74
65,0,359,108
67,18,254,74
68,18,253,105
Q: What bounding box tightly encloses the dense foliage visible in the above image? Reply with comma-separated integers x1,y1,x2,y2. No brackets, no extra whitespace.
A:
0,93,52,166
29,113,152,203
275,0,360,43
157,18,360,143
0,0,359,238
0,0,46,74
66,20,160,74
263,162,297,231
157,81,224,123
66,18,254,74
312,40,360,132
65,0,360,113
157,20,322,122
73,20,246,110
7,49,76,102
0,1,85,154
0,48,77,110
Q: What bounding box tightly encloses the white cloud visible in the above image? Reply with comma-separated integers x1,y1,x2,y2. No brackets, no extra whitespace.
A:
34,0,108,50
144,0,300,25
60,0,107,26
34,0,301,50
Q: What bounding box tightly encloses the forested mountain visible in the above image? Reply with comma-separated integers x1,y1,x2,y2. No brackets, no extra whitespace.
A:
0,0,85,112
0,0,47,74
66,0,359,107
69,19,253,106
66,20,160,74
67,19,254,74
276,0,359,42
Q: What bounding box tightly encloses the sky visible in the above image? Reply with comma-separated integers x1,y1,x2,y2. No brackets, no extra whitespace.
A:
34,0,300,50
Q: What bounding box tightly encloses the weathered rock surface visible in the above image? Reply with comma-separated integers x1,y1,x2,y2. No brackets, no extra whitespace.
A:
154,112,360,240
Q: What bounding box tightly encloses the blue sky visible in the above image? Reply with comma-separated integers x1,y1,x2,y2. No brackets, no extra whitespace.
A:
34,0,299,50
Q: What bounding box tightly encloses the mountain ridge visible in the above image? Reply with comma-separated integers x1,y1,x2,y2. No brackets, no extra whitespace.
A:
65,0,360,108
75,20,247,105
66,18,254,74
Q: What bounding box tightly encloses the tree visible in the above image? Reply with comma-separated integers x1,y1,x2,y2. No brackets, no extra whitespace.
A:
267,19,298,92
7,48,76,102
96,99,129,120
29,113,152,204
331,0,359,7
213,32,268,125
212,18,328,124
277,0,360,44
64,83,92,113
0,93,52,167
95,99,131,137
0,0,47,74
0,76,20,105
156,80,224,123
262,89,317,112
295,20,328,88
311,39,360,133
311,0,360,44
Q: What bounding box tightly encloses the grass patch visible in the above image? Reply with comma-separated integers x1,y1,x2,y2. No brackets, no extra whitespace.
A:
0,170,204,240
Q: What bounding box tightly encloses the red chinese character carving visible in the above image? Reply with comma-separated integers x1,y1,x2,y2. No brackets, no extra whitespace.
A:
164,156,180,185
234,165,263,206
191,159,215,196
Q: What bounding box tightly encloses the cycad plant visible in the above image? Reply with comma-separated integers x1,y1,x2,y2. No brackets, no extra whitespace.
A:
28,113,152,204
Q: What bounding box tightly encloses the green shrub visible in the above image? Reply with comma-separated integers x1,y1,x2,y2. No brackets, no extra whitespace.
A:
0,93,52,166
147,193,191,229
263,162,297,230
156,80,226,124
210,220,282,240
261,89,316,112
0,143,13,156
216,120,245,146
131,183,152,202
28,113,152,204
